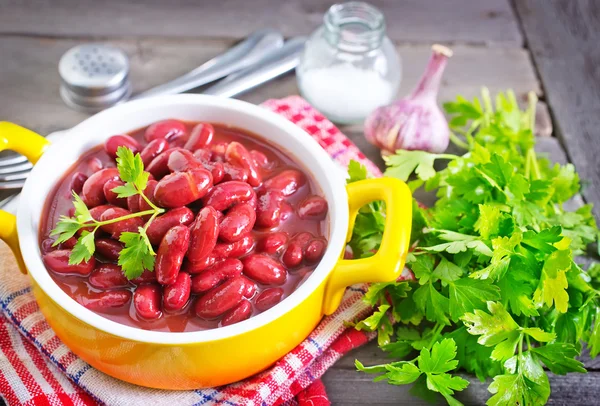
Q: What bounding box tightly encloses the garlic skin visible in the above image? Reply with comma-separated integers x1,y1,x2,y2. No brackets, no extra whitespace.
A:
365,44,452,154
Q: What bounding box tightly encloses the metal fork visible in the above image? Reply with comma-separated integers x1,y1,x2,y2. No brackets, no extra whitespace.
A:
0,37,305,207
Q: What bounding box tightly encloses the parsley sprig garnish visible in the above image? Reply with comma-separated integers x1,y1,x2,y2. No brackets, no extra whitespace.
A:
350,88,600,405
50,146,165,279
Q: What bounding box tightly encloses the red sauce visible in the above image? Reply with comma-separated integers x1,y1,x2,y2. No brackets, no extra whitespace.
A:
39,121,328,332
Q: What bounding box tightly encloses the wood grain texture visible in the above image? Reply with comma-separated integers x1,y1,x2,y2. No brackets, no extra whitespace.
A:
514,0,600,218
0,37,541,136
0,0,522,45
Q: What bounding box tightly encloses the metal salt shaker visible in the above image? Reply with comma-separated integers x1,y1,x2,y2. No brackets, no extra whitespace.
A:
58,44,131,113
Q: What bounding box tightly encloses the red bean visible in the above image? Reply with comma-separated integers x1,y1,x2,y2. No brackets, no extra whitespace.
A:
81,168,120,207
255,190,284,228
94,238,124,261
263,169,306,196
131,270,157,285
83,290,131,311
258,232,288,255
70,172,88,195
297,196,328,220
222,162,249,182
182,255,216,275
207,161,225,184
212,234,254,259
87,157,104,173
190,258,243,293
134,284,162,320
163,272,191,312
146,148,184,179
43,250,95,276
280,201,293,222
194,276,248,319
254,288,284,312
221,300,252,326
127,194,141,213
137,180,159,214
99,206,144,239
146,207,194,246
140,139,169,166
244,280,257,298
210,142,228,161
104,135,141,159
242,254,287,285
305,238,327,263
155,225,190,285
188,207,219,263
89,264,130,289
250,150,271,169
167,149,203,173
225,142,261,186
193,148,212,163
60,237,77,250
154,169,212,208
103,179,128,208
202,181,255,211
219,203,256,243
185,123,214,151
144,119,187,142
282,232,312,268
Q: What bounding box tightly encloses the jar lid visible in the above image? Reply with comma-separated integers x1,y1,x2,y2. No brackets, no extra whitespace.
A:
58,44,132,112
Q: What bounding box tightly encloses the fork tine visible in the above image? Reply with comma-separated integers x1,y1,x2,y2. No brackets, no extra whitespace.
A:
0,154,28,167
0,170,30,182
0,180,25,190
0,161,33,175
0,193,17,209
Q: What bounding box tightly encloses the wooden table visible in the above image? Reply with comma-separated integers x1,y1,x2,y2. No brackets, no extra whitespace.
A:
0,1,598,404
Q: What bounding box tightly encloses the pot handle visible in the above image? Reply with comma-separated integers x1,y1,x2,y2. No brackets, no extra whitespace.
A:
0,122,51,274
323,177,412,315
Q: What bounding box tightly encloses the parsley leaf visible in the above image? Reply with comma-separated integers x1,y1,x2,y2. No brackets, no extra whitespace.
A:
115,146,148,190
531,343,586,375
69,230,95,265
384,150,457,182
118,229,155,280
357,339,468,406
50,216,81,246
448,278,500,322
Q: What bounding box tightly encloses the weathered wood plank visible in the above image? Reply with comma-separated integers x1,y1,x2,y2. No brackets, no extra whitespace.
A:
0,36,541,137
0,0,522,45
514,0,600,219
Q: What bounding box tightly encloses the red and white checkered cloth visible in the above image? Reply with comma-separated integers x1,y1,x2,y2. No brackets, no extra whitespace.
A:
0,96,382,406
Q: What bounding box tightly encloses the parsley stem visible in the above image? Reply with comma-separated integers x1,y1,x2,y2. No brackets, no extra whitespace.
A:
143,210,161,232
518,333,524,359
449,132,470,150
136,186,164,214
427,323,444,350
87,209,156,228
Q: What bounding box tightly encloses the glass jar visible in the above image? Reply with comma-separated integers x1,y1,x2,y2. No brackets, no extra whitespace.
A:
296,1,401,124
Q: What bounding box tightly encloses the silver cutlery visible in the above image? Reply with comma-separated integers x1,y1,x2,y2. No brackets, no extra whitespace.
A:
132,29,284,99
0,37,305,201
204,37,306,98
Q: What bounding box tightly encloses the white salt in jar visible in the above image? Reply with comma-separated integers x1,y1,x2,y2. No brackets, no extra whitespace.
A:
296,2,401,124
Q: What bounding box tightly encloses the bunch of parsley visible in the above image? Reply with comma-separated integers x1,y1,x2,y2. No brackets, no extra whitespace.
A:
350,89,600,405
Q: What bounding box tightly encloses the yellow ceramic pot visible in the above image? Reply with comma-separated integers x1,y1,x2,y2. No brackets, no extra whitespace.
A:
0,95,411,390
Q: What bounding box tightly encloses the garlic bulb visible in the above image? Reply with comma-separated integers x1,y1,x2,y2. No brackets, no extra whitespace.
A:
364,44,453,154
